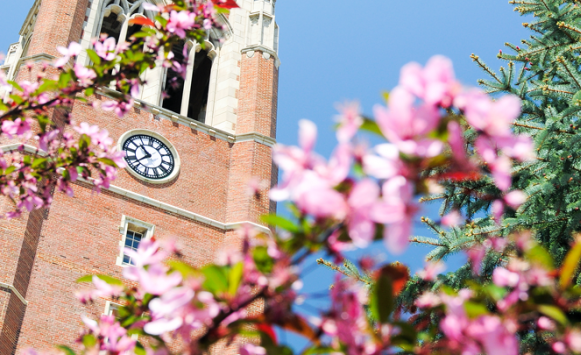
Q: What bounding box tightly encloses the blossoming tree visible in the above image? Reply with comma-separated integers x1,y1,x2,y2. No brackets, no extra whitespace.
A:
3,0,581,354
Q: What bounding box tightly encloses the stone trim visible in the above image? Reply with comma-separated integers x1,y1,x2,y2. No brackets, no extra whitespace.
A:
1,144,47,156
241,45,281,69
99,87,277,147
0,282,28,306
77,177,271,235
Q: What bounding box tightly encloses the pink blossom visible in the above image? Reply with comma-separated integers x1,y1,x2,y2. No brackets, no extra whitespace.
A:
246,176,269,197
415,292,441,308
270,120,324,201
92,275,123,298
94,37,117,61
362,143,403,179
504,190,527,209
345,179,382,247
553,342,566,354
456,89,521,138
145,287,195,335
441,210,462,227
417,261,445,281
2,118,33,138
142,2,161,11
166,11,196,38
377,176,416,254
74,64,97,86
465,316,518,355
294,171,347,219
374,87,443,157
335,101,363,143
489,155,512,191
54,42,82,68
38,129,60,151
101,99,134,118
467,245,486,275
567,329,581,352
399,55,460,107
492,267,520,287
537,316,556,331
132,264,182,296
122,239,170,268
240,344,266,355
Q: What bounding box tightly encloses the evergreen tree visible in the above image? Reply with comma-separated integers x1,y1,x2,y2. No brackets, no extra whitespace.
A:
397,0,581,352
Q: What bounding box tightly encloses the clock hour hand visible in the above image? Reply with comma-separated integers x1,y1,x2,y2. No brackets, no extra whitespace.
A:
139,146,152,159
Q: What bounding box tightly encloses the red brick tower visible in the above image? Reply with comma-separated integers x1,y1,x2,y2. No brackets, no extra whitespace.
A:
0,0,280,353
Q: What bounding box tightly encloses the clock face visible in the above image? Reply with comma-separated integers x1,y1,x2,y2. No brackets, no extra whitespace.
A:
123,134,175,180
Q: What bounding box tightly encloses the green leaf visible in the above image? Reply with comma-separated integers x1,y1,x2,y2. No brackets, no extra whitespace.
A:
484,284,508,301
463,301,489,319
98,157,117,166
261,214,299,233
228,262,244,296
55,345,77,355
8,80,23,92
526,245,554,271
360,117,384,137
168,260,199,278
86,49,102,65
201,265,228,294
538,305,568,325
560,237,581,289
58,72,72,89
76,274,123,285
82,334,97,349
31,158,48,169
370,272,394,323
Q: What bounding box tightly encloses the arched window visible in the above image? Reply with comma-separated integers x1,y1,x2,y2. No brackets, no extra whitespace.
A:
100,11,122,42
162,38,218,123
96,0,154,44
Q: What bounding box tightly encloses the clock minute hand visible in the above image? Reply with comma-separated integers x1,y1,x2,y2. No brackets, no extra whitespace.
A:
135,147,152,163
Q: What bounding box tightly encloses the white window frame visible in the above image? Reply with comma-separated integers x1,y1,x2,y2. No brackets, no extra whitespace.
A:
116,215,155,267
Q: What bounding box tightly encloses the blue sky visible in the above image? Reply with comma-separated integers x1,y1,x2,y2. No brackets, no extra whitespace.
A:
1,0,531,351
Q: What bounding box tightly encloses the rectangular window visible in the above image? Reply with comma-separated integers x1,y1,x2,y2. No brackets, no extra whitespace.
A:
122,230,144,265
116,216,155,267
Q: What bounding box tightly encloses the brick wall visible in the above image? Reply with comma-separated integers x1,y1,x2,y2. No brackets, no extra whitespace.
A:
237,52,279,138
0,0,280,353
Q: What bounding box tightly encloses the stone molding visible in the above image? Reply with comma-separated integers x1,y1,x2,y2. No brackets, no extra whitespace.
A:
1,144,47,156
1,144,271,235
0,282,28,306
99,87,277,146
77,177,272,235
241,45,281,69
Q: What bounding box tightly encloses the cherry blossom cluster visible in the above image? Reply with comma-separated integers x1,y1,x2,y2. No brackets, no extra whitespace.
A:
0,0,231,218
66,226,303,355
411,232,581,355
270,56,534,256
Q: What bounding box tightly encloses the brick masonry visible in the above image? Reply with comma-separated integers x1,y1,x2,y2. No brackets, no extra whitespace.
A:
0,0,279,353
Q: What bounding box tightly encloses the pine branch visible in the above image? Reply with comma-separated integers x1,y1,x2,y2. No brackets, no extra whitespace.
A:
471,54,503,84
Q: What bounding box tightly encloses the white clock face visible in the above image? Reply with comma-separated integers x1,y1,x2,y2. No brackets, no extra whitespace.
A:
123,134,175,180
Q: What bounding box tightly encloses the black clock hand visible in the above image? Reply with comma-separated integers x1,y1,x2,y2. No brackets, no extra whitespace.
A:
139,146,152,159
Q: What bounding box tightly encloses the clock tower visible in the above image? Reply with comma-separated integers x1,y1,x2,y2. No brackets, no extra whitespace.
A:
0,0,280,354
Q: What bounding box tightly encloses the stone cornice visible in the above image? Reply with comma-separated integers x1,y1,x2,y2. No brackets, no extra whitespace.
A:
1,144,272,235
241,45,281,69
0,282,28,305
1,143,47,156
76,177,272,235
98,87,277,147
